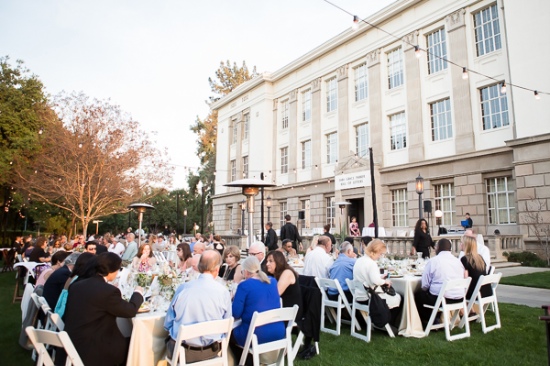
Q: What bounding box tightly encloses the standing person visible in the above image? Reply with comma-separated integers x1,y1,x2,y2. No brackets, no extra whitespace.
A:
264,222,278,251
411,218,434,259
164,250,232,362
349,217,361,237
279,214,303,252
211,234,225,256
463,213,473,229
64,253,143,366
323,224,336,245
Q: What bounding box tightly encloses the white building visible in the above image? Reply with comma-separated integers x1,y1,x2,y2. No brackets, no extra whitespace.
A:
211,0,550,244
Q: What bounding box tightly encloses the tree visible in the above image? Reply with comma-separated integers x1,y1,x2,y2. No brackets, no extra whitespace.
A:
190,60,258,232
13,91,170,237
522,197,550,266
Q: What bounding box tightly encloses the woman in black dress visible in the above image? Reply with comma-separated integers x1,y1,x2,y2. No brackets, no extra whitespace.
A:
460,235,492,301
218,245,243,283
411,218,434,259
265,250,303,322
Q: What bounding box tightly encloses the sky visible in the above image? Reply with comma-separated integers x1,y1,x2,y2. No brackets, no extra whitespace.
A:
0,0,395,189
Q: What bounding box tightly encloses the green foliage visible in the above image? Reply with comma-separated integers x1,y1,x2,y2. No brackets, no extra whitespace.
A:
500,271,550,289
507,251,548,267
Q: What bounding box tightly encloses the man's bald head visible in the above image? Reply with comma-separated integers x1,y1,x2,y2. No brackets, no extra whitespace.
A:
193,241,206,254
318,235,332,253
198,249,221,274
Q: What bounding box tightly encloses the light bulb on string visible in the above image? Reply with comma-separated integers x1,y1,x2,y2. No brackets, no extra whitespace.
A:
535,90,540,100
352,15,359,30
462,67,469,80
501,81,507,94
414,45,421,58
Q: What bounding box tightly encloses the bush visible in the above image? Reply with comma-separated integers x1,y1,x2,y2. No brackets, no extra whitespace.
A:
507,251,548,267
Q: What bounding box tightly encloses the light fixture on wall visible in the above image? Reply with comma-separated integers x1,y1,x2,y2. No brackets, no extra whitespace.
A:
415,174,424,220
462,67,469,80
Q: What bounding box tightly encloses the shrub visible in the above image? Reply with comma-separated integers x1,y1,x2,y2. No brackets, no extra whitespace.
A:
507,251,548,267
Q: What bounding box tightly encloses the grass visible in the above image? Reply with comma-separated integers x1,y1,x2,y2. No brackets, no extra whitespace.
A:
500,271,550,289
1,268,548,366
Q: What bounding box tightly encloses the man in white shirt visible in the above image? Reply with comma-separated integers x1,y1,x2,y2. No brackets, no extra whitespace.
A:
248,241,267,273
303,235,334,278
121,233,138,261
415,238,465,323
108,237,125,257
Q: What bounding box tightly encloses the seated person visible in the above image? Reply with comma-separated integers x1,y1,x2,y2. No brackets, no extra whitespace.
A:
132,243,157,272
278,239,298,259
218,245,243,283
328,242,356,303
460,236,492,302
415,238,465,323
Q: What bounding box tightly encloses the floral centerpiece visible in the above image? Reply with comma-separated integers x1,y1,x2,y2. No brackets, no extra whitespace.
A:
135,272,153,287
157,264,179,300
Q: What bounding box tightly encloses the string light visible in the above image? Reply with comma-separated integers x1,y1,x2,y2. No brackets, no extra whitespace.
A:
414,45,421,58
501,81,507,94
534,90,540,100
352,15,359,30
462,67,469,80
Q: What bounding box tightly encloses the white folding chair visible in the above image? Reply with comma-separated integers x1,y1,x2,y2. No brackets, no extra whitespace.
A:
153,250,167,264
424,277,471,341
239,305,298,366
315,278,355,335
25,326,84,366
166,317,234,366
345,279,372,342
14,262,45,302
21,284,35,321
459,273,502,333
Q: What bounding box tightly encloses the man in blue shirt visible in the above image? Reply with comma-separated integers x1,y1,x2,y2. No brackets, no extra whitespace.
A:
328,241,356,304
164,250,232,363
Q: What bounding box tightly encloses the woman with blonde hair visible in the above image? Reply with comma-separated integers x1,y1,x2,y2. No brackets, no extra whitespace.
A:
460,235,492,300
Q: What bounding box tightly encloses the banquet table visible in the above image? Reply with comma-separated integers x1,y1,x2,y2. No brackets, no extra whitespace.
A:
362,227,386,237
392,275,425,338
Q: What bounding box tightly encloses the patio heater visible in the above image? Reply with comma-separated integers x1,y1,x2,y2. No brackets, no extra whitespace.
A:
127,203,155,246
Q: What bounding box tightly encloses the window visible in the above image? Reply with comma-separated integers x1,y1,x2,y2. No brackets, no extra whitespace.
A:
474,4,502,56
279,201,288,228
280,147,288,174
243,113,250,140
326,132,338,164
228,206,233,232
387,48,404,89
487,177,516,224
434,183,455,226
427,28,448,74
302,140,312,169
354,63,368,101
281,100,289,129
230,160,236,182
480,83,509,130
231,120,237,144
391,189,408,227
389,112,407,150
326,77,337,112
355,123,369,157
430,98,453,141
301,199,311,229
302,89,311,121
326,197,335,228
242,156,248,179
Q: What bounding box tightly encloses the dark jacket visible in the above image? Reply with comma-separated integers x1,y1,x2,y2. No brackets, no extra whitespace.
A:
42,265,72,309
297,275,321,342
64,275,143,366
280,222,302,250
265,228,279,251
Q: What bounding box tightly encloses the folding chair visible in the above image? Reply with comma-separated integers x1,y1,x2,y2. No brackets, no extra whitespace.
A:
424,277,471,341
166,317,234,366
345,279,373,342
459,273,502,333
239,305,299,366
26,326,84,366
13,262,45,303
153,250,167,264
315,278,355,335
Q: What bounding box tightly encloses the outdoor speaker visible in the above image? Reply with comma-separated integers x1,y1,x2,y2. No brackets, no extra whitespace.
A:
298,211,305,220
423,200,432,213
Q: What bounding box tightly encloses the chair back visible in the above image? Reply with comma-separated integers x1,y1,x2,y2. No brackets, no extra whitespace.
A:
153,251,167,264
25,326,84,366
239,305,299,366
169,317,234,366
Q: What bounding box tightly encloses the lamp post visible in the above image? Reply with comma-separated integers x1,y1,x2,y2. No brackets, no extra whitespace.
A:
92,220,103,235
415,174,424,220
266,196,272,222
240,200,246,235
435,209,443,236
127,203,155,246
183,209,187,235
225,178,276,248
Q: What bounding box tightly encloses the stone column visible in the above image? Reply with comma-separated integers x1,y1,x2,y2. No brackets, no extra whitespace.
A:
337,64,350,164
403,30,424,162
289,89,299,183
234,112,243,177
446,9,475,153
271,99,278,181
311,78,322,180
367,49,384,165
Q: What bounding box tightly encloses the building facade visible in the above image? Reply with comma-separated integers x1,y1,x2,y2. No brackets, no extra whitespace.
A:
211,0,550,245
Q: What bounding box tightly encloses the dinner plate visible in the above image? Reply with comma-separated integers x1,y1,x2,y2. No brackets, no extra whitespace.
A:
389,275,403,278
138,303,151,313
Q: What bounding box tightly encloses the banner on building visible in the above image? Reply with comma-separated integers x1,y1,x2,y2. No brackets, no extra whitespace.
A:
335,171,371,190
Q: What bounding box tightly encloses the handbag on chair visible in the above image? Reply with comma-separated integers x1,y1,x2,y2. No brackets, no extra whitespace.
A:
364,285,391,328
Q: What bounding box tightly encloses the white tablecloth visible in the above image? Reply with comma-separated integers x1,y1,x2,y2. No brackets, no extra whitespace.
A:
118,311,168,366
392,276,425,338
362,227,386,237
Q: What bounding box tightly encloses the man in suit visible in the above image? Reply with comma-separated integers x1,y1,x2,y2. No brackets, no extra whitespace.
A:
279,214,303,251
264,221,278,251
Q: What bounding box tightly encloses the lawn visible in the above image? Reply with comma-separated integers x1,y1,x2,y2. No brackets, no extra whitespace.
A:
1,269,547,366
500,271,550,289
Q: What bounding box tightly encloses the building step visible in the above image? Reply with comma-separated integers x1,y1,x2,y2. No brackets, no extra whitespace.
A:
492,260,522,268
